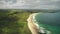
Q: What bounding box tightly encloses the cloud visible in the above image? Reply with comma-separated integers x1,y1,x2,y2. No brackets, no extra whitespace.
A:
0,0,60,9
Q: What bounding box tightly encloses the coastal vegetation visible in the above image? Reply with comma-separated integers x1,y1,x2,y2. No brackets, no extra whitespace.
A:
0,9,59,34
0,10,33,34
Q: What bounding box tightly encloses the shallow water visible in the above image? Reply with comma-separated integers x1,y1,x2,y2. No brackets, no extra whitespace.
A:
34,12,60,34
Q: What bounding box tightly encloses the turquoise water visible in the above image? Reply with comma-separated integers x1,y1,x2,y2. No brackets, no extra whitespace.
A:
34,12,60,34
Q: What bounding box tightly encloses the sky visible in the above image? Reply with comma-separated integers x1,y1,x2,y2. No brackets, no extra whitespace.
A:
0,0,60,9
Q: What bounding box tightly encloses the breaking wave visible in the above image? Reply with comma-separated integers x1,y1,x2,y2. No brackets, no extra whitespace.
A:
32,13,51,34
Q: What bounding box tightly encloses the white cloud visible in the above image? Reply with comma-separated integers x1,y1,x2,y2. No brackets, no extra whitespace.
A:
0,0,60,9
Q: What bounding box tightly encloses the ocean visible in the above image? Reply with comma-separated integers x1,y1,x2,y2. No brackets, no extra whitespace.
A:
33,12,60,34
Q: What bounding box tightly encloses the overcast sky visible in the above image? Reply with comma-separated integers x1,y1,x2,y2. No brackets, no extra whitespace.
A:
0,0,60,9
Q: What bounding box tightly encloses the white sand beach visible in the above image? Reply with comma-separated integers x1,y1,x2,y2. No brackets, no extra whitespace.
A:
27,14,39,34
27,13,51,34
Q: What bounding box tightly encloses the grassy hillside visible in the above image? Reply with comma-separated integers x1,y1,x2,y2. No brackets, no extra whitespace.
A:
0,10,34,34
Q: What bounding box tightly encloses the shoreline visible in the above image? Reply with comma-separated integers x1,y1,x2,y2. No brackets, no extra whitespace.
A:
27,13,51,34
27,13,39,34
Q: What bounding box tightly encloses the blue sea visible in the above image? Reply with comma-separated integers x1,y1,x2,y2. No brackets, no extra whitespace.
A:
33,12,60,34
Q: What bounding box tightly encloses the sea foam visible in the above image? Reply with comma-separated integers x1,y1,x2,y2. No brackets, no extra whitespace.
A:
32,13,51,34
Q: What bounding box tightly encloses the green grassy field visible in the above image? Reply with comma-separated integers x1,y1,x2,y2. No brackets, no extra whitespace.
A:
0,10,34,34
